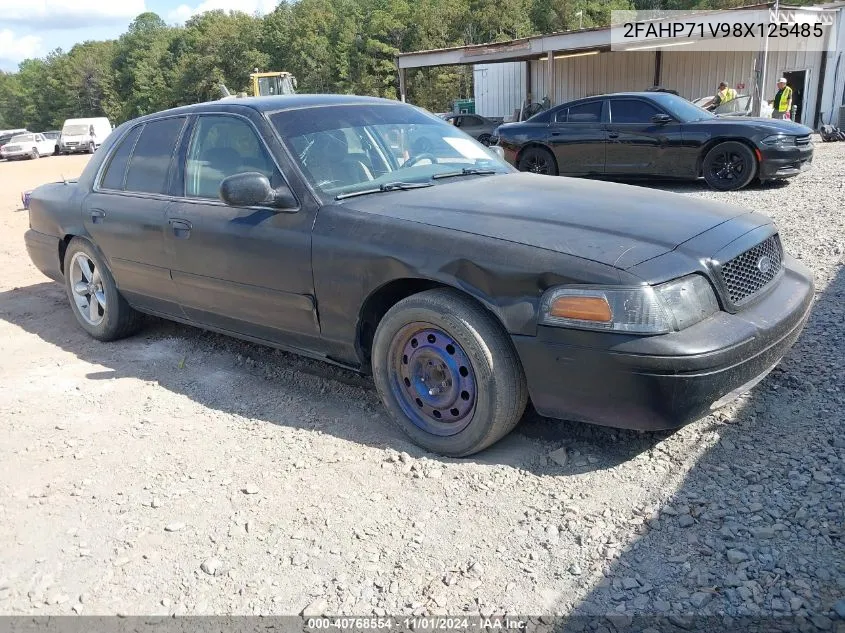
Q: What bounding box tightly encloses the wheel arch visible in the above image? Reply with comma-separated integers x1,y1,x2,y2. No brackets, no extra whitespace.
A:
515,142,559,173
355,277,512,373
697,137,760,177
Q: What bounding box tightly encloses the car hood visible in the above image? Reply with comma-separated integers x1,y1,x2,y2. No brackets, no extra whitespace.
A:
340,173,767,270
695,117,813,135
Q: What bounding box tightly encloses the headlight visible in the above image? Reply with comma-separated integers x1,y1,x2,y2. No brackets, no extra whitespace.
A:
761,134,796,147
540,274,719,334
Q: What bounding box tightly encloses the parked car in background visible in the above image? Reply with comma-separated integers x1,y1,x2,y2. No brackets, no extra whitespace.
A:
0,133,57,160
443,113,499,145
0,129,28,155
58,117,113,154
693,94,774,118
496,91,813,191
24,95,813,456
42,130,61,154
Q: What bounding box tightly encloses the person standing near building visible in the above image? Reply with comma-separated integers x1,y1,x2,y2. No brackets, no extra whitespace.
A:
703,82,737,111
769,78,793,120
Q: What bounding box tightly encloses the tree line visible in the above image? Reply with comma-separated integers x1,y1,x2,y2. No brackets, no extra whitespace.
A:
0,0,815,130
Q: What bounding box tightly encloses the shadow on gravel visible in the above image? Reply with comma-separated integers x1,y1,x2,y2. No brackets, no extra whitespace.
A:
562,263,845,631
0,281,666,473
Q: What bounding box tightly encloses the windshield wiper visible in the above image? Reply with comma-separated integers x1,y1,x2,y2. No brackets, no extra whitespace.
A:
335,181,433,200
431,168,499,180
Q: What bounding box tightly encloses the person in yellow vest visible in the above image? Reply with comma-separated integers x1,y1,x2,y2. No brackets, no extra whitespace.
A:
703,82,737,111
769,78,793,120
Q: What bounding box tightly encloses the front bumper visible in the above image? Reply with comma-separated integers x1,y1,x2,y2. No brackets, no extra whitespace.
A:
758,143,813,179
513,255,814,431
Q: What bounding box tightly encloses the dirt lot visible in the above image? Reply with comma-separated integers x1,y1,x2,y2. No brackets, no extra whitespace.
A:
0,149,843,626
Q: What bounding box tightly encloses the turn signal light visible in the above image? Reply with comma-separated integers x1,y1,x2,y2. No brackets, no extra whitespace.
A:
549,296,612,322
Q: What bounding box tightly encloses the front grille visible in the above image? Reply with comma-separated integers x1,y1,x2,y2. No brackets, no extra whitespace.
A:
796,135,811,146
718,234,783,306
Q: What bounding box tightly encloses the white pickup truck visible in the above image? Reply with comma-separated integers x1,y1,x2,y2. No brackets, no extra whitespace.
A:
0,133,56,160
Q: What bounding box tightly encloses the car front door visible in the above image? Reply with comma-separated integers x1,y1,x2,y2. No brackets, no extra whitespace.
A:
82,116,186,315
164,112,319,345
605,98,686,177
547,100,607,176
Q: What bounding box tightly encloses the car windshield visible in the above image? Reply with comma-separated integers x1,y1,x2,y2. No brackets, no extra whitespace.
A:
10,134,34,143
269,103,511,198
651,93,716,122
62,124,89,135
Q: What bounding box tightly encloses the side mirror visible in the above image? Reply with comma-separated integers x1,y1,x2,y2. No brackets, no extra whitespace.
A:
219,172,297,210
652,113,673,125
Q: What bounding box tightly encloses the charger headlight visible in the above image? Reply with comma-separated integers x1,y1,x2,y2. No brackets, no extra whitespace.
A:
540,274,719,334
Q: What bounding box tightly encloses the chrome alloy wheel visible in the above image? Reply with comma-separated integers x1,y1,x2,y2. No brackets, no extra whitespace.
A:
69,252,106,326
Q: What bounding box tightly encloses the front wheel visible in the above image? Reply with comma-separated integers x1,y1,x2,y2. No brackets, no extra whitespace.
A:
477,133,493,146
517,146,558,175
702,141,757,191
372,288,528,457
31,148,39,159
63,238,144,341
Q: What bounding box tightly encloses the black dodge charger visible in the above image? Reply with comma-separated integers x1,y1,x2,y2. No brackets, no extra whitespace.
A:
496,92,814,191
24,95,814,456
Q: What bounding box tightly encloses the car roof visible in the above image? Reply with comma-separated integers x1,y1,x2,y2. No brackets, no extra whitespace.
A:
133,94,402,123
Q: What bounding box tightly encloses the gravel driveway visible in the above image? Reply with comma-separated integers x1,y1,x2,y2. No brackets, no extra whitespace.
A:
0,145,842,628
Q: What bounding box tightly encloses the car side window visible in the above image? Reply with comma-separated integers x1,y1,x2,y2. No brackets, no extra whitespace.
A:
610,99,662,124
100,125,143,191
555,101,602,123
124,117,186,194
185,115,279,200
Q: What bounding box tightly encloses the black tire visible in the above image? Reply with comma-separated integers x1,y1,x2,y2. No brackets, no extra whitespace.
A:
31,148,39,159
702,141,757,191
372,288,528,457
477,133,493,146
63,237,144,341
517,146,558,175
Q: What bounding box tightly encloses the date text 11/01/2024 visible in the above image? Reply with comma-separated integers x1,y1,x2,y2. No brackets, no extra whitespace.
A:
622,21,824,39
306,618,528,631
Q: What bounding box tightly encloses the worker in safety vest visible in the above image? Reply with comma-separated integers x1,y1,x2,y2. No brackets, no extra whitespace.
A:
703,82,737,111
769,78,793,120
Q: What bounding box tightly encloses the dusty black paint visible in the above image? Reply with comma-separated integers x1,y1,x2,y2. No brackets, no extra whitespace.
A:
23,95,814,433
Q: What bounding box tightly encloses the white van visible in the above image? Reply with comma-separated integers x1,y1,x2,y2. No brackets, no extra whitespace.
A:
58,117,113,155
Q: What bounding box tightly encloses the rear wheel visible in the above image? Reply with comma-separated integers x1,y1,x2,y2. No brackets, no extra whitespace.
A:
702,141,757,191
517,146,557,175
63,238,144,341
372,288,528,457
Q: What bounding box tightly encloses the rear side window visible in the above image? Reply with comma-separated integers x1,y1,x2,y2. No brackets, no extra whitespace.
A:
555,101,603,123
610,99,662,124
125,117,186,194
100,126,142,190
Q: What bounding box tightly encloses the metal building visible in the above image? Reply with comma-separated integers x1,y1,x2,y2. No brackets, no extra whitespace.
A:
397,2,845,128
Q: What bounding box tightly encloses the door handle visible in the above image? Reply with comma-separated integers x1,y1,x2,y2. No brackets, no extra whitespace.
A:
168,218,192,239
90,209,106,223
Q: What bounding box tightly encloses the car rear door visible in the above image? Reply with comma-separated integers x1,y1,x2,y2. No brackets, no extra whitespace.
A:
605,98,686,177
546,100,607,176
82,116,186,315
164,112,319,344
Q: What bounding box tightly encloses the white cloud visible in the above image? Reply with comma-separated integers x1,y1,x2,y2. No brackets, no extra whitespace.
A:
2,0,147,28
0,29,43,66
167,0,279,24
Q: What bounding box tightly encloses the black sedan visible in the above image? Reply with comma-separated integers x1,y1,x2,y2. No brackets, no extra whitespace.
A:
495,92,814,191
24,95,813,456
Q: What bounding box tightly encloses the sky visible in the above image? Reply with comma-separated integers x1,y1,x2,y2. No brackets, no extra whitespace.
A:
0,0,280,71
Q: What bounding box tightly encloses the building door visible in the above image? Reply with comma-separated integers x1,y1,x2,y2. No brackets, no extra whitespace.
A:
782,70,807,123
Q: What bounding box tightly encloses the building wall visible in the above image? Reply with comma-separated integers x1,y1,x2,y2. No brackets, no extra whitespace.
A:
529,51,656,105
819,6,845,127
472,62,527,118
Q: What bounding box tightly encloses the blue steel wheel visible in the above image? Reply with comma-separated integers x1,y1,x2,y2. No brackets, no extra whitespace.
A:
371,288,528,456
388,323,477,436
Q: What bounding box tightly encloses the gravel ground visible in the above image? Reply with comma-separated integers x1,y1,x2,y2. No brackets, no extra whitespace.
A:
0,143,842,628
